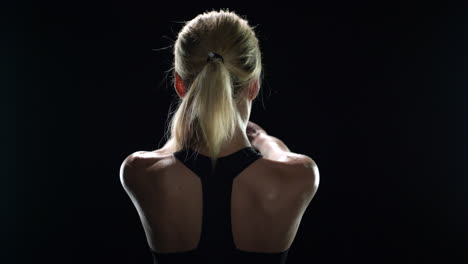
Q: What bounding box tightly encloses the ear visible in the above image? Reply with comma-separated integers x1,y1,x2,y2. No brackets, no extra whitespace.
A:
175,71,186,99
248,79,260,101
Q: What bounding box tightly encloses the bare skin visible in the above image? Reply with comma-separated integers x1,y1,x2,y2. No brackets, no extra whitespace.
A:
156,73,299,161
156,72,258,157
120,74,320,253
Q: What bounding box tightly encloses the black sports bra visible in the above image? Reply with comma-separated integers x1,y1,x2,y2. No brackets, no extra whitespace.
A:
151,146,290,264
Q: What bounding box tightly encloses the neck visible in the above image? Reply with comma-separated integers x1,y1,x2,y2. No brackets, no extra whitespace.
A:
195,125,252,157
159,99,252,157
157,123,251,158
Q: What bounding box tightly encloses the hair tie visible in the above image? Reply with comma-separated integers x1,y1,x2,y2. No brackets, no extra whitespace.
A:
207,51,224,63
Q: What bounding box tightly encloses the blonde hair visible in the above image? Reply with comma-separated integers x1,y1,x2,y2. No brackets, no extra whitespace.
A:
166,9,263,171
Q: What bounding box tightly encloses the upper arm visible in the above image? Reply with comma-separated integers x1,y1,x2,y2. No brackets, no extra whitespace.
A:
120,151,159,191
286,154,320,201
302,156,320,199
119,152,161,243
119,152,143,191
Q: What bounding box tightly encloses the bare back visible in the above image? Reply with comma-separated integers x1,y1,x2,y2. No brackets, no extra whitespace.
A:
120,146,318,255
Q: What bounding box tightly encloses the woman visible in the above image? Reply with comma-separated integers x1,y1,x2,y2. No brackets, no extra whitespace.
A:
120,9,320,264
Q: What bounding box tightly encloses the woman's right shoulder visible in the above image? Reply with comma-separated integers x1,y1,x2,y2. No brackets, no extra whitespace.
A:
262,152,320,191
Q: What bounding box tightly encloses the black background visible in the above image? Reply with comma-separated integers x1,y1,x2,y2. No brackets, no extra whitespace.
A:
4,3,467,264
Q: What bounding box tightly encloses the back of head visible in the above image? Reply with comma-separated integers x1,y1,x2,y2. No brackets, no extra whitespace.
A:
168,9,263,170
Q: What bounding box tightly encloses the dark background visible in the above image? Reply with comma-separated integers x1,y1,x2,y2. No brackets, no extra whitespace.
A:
4,3,467,264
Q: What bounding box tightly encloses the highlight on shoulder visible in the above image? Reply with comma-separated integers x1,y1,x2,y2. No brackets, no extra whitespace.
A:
280,152,320,187
288,152,317,170
123,151,159,168
119,151,167,189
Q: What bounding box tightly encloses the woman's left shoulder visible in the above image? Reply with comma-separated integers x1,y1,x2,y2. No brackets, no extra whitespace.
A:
119,150,173,187
123,151,162,168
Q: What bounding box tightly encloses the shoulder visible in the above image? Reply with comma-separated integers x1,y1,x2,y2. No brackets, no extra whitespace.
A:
273,152,320,195
286,153,319,174
264,152,319,178
119,150,173,189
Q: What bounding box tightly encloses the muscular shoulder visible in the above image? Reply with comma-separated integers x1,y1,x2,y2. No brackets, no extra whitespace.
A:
287,153,319,175
268,152,320,195
119,151,173,189
264,152,318,176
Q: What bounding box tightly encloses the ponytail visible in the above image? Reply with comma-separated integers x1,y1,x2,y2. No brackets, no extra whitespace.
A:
170,58,237,171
